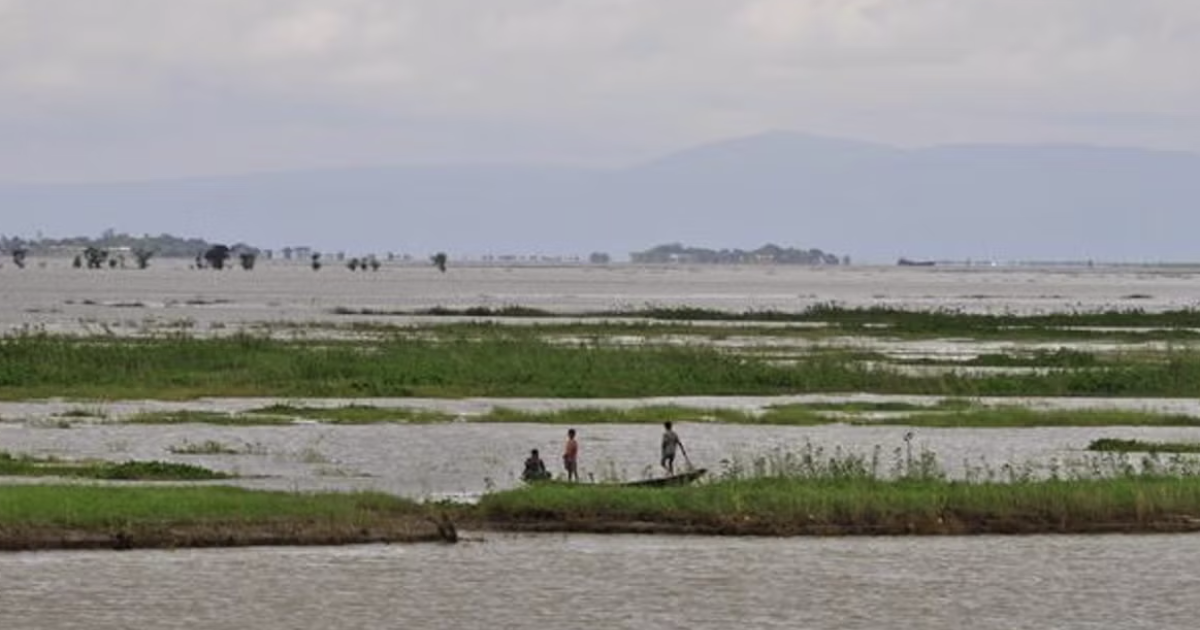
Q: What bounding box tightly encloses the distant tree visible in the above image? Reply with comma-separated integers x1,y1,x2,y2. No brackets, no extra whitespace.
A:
630,242,846,266
133,248,154,269
72,255,83,269
12,248,28,269
347,258,360,271
239,251,257,270
588,252,611,264
83,247,109,269
203,245,232,270
311,253,322,271
367,255,381,271
431,252,448,273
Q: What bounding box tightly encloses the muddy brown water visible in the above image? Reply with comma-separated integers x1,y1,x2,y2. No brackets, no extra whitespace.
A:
2,534,1198,629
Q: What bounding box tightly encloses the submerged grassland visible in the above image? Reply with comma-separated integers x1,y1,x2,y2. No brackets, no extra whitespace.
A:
334,304,1200,342
88,401,1200,428
7,306,1200,548
6,318,1200,400
0,452,230,480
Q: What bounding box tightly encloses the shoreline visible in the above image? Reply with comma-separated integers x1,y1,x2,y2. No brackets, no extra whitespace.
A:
470,515,1200,537
0,519,451,552
8,513,1200,552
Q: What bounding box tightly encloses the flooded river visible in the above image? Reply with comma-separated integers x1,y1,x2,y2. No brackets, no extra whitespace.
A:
5,262,1200,627
2,533,1197,629
4,260,1200,335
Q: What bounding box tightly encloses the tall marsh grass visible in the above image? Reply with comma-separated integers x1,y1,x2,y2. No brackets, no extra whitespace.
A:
479,441,1200,534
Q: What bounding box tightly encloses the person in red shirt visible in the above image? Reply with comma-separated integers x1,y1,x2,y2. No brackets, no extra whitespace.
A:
563,428,579,482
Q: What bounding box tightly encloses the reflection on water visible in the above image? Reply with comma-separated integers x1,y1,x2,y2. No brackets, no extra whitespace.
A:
1,533,1197,630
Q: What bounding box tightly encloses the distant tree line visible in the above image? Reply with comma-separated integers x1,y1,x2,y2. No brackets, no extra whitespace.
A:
630,243,846,265
1,230,259,259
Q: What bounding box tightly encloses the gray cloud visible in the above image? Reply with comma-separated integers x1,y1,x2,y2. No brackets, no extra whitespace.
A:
1,0,1198,181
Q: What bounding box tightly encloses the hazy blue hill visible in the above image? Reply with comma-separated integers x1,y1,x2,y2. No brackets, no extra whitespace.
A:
3,133,1200,261
633,130,900,176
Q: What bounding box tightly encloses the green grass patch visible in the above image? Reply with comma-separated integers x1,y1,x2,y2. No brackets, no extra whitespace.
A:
476,405,753,424
904,348,1104,368
479,441,1200,534
1088,438,1200,454
331,303,1200,340
167,440,266,455
126,410,293,425
247,404,455,424
769,398,977,413
476,475,1200,534
9,329,1200,399
0,452,230,480
0,485,421,527
876,407,1200,428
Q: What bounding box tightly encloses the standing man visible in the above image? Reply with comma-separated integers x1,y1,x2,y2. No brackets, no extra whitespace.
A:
661,421,687,475
563,428,579,482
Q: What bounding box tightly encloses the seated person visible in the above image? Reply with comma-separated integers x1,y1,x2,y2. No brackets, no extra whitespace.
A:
522,448,551,481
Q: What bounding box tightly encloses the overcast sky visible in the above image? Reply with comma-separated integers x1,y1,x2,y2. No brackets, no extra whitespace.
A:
2,0,1199,183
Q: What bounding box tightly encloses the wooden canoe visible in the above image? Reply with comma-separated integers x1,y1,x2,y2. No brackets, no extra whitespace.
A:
620,468,707,488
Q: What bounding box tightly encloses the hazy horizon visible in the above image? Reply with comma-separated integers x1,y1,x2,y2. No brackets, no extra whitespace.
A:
3,2,1198,262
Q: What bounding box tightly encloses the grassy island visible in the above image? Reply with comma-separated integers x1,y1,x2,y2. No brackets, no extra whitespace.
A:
0,486,453,551
472,476,1200,536
471,445,1200,536
7,475,1200,551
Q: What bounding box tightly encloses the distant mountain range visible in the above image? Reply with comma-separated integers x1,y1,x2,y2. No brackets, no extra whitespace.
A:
3,131,1199,262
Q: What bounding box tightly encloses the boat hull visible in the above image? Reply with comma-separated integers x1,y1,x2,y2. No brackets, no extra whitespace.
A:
620,468,707,488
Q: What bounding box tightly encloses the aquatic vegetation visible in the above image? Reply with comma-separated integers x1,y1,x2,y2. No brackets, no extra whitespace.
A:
167,439,268,455
773,398,977,413
93,460,230,480
476,405,754,424
0,452,230,480
1088,438,1200,454
248,403,454,424
876,407,1200,428
56,406,108,419
326,303,1200,341
902,348,1104,368
6,320,1200,400
126,410,293,425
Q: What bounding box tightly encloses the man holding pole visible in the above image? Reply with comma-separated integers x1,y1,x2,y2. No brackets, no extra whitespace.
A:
660,421,687,475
